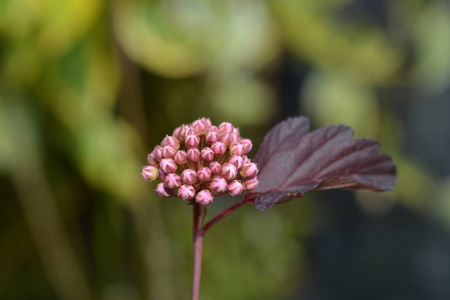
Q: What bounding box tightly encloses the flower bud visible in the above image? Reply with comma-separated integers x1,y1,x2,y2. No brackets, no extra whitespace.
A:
197,167,212,181
240,138,252,153
156,183,174,198
160,158,177,173
219,122,234,134
210,176,227,193
221,163,238,181
233,127,240,138
176,125,188,141
181,169,197,185
174,150,188,165
147,153,158,167
193,119,207,135
205,131,219,145
206,126,218,134
158,169,166,181
163,145,177,158
220,133,233,147
185,134,200,148
230,143,246,156
173,126,181,139
200,117,212,128
228,155,244,169
230,132,240,144
240,163,258,178
141,166,158,182
242,155,250,165
142,118,256,202
211,141,226,156
165,173,182,189
187,148,201,162
209,161,222,174
243,176,259,191
201,147,214,161
184,127,196,139
228,180,243,196
153,145,163,161
196,189,214,205
161,135,180,149
178,184,195,200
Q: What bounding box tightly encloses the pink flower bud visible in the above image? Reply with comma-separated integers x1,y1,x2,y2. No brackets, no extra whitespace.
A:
187,148,201,162
160,158,177,173
242,155,250,165
156,183,174,198
228,155,244,169
147,153,158,167
240,163,258,178
196,189,213,205
200,117,212,129
185,134,200,148
192,119,207,135
197,167,212,181
181,169,197,185
184,127,196,139
243,176,259,191
210,176,228,193
161,135,180,149
228,180,243,196
211,141,226,156
220,133,233,146
230,132,240,144
158,169,166,181
163,145,177,158
201,147,214,161
230,143,246,156
153,145,163,161
177,184,195,200
142,118,257,203
206,126,218,134
221,163,238,181
233,127,240,138
240,138,252,153
173,126,181,139
141,166,158,182
165,173,182,189
209,161,221,174
174,150,188,165
176,125,188,141
219,122,234,134
205,131,219,145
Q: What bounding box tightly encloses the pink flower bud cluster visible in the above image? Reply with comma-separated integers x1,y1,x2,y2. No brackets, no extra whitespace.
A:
141,118,259,205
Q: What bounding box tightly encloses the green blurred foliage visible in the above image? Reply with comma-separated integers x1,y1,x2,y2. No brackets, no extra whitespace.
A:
1,0,449,299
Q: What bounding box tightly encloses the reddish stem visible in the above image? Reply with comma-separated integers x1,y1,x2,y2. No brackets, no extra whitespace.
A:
191,197,252,299
201,198,250,234
192,203,206,300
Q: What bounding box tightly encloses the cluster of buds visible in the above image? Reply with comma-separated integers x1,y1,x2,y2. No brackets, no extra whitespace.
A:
141,118,259,205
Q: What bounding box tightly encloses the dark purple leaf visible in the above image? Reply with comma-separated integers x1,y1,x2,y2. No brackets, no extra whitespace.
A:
249,117,397,211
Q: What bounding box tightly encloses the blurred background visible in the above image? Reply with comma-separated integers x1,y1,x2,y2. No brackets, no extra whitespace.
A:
1,0,450,299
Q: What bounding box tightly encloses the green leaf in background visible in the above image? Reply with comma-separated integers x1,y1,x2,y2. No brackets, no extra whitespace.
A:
269,0,403,84
0,0,103,88
412,1,450,95
210,73,278,126
302,70,380,137
113,0,279,78
76,117,145,201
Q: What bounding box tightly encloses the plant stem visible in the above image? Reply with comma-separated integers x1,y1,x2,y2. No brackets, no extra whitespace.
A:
192,203,206,300
201,199,250,234
191,197,251,300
